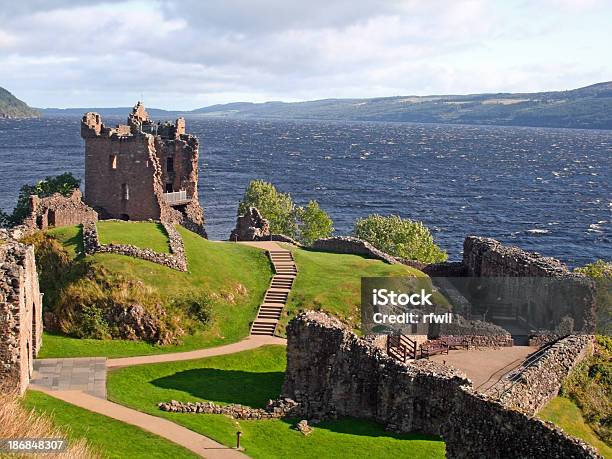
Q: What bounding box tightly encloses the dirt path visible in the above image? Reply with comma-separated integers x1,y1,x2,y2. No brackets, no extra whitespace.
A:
31,387,247,458
107,335,286,368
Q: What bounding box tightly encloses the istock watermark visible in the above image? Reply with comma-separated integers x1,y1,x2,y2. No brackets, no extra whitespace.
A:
361,276,610,336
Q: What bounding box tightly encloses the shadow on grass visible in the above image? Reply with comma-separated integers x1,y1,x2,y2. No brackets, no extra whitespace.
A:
67,225,86,260
151,368,284,408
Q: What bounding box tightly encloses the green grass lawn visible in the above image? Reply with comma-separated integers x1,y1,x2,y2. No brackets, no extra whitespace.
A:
41,225,272,358
539,397,611,458
22,391,199,459
97,221,171,253
282,245,429,334
107,345,445,459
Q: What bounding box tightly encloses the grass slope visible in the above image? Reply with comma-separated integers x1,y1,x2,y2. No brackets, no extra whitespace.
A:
39,224,272,358
539,397,611,458
282,246,427,333
22,391,199,458
107,345,445,459
97,221,171,253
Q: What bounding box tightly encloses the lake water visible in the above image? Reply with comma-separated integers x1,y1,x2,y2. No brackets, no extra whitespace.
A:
0,116,609,266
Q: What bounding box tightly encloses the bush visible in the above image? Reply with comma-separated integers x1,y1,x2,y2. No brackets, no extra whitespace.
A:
296,200,334,245
575,260,611,335
172,293,214,325
353,214,447,263
238,180,297,237
1,173,80,228
560,336,612,443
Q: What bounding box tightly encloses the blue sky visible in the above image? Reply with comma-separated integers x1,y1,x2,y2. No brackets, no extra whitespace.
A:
0,0,610,109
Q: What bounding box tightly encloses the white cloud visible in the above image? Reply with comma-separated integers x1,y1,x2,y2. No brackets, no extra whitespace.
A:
0,0,610,108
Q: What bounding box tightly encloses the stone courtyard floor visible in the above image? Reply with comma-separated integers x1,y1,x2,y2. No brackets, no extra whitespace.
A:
428,345,536,391
32,357,107,398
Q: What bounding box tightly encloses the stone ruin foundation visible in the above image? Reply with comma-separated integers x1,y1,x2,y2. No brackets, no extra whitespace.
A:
282,311,600,458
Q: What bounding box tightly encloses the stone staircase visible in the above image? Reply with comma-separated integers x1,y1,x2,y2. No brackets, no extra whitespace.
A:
250,249,297,336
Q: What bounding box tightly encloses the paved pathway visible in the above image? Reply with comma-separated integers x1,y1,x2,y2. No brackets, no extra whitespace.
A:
32,357,107,398
107,334,286,368
31,387,247,459
240,241,297,336
429,345,536,390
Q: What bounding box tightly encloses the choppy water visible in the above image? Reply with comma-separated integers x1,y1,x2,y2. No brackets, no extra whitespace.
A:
0,116,610,266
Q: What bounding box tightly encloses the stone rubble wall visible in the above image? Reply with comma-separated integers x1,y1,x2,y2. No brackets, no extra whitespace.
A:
0,231,43,395
283,311,600,459
462,236,597,334
463,236,570,277
311,236,399,264
229,207,270,241
497,335,593,415
158,398,299,420
23,189,98,231
82,221,187,271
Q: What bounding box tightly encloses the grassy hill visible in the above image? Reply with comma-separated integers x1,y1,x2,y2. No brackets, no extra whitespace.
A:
189,81,612,130
37,222,428,358
38,223,272,357
0,86,40,118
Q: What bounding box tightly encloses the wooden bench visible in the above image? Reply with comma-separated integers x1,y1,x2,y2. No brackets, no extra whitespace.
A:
440,335,470,350
420,340,449,359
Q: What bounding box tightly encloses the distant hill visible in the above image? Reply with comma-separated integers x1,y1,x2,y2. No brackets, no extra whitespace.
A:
0,87,40,118
39,81,612,130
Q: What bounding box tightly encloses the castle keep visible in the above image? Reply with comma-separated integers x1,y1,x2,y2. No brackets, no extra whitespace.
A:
81,103,206,236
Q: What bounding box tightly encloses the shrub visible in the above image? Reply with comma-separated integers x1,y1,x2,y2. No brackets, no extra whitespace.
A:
74,304,110,340
560,335,612,443
296,200,334,245
172,293,214,325
238,180,297,237
575,260,611,335
353,214,447,263
1,172,80,227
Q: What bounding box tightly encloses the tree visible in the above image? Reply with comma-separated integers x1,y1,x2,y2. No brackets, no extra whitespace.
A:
296,200,334,245
353,214,447,263
238,180,297,237
0,173,80,227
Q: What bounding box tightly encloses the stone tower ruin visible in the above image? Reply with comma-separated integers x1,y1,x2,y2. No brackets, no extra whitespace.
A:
81,102,206,236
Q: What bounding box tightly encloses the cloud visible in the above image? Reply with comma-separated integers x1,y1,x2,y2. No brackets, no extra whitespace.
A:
0,0,610,108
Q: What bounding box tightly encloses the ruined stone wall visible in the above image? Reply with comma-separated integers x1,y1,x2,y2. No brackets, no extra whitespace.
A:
496,335,593,415
283,311,600,458
23,189,98,230
0,233,43,394
462,236,598,333
311,237,399,264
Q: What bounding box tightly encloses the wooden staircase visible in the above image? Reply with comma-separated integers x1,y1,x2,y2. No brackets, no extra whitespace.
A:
386,334,418,362
250,249,297,336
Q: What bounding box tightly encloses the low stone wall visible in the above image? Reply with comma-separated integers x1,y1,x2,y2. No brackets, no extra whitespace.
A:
82,221,187,271
283,311,600,458
497,335,593,415
311,237,399,264
158,398,298,420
